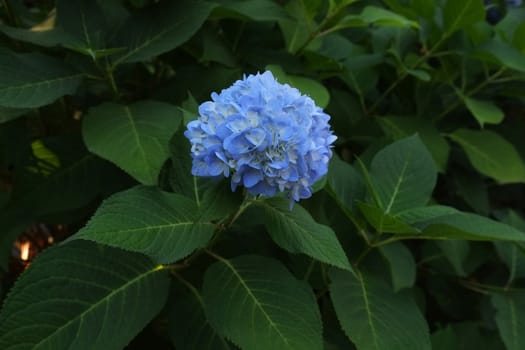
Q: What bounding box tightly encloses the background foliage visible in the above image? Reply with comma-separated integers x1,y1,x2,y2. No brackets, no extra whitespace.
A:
0,0,525,349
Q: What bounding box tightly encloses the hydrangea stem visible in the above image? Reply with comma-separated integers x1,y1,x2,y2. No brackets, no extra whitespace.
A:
226,195,256,227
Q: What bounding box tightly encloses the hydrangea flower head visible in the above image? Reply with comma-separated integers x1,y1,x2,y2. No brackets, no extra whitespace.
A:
184,71,336,203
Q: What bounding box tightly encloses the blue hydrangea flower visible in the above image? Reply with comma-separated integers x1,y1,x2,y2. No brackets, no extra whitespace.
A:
184,71,336,203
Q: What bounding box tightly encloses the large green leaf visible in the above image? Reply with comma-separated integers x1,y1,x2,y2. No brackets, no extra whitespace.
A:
203,255,323,350
495,241,525,283
369,135,437,214
169,127,198,199
359,6,419,28
331,6,419,32
418,212,525,242
475,40,525,73
83,101,182,185
212,0,289,21
55,0,118,55
326,154,365,213
169,281,231,350
73,186,216,264
261,197,352,271
358,201,417,234
111,0,216,65
442,0,485,35
279,0,317,53
379,242,416,291
495,210,525,283
0,240,169,349
492,292,525,350
396,205,459,225
0,51,82,108
378,116,450,172
330,269,431,350
449,129,525,184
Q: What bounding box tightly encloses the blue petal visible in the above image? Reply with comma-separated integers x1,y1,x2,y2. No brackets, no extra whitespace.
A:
243,168,263,188
244,128,267,147
224,133,251,154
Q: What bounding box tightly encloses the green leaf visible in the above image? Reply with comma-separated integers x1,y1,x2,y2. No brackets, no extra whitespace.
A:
212,0,289,21
492,292,525,350
378,116,450,172
326,155,365,213
266,64,330,108
369,135,437,214
199,181,243,222
449,129,525,184
203,255,323,350
436,240,470,276
169,281,231,350
495,210,525,283
475,40,525,73
0,240,169,349
111,0,216,65
73,186,216,264
396,205,459,225
278,0,317,53
56,0,108,51
431,326,457,350
168,127,242,220
200,27,237,67
379,242,416,291
495,241,525,282
464,97,505,126
261,197,352,271
442,0,485,35
359,6,419,28
513,20,525,51
83,101,182,185
358,202,417,234
332,6,419,32
418,212,525,241
330,269,431,350
0,51,82,108
169,127,197,199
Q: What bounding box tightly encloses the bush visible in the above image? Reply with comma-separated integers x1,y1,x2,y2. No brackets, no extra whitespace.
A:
0,0,525,349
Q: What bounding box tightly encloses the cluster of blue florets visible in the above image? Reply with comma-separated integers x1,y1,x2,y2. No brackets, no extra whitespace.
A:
184,71,336,203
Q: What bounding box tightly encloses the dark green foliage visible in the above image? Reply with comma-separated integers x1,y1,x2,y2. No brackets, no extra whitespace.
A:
1,0,525,349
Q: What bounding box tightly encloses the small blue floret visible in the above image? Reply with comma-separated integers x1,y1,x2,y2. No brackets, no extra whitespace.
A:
184,71,336,203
